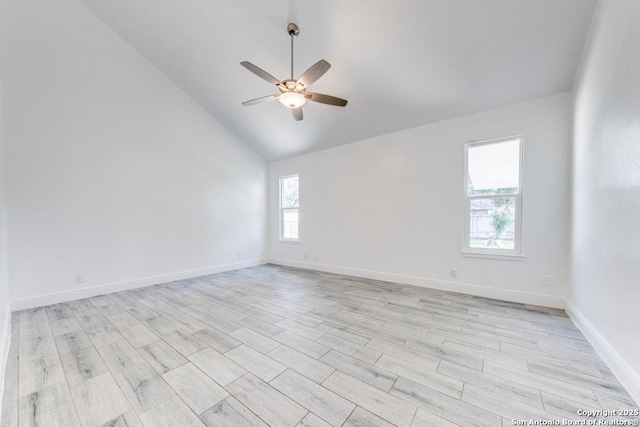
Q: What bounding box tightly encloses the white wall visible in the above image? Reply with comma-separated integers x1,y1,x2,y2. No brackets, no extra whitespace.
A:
569,0,640,404
269,93,572,308
0,54,11,404
0,0,268,309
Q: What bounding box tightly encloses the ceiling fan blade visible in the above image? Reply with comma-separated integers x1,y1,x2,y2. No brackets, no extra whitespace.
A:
297,60,331,87
242,94,279,106
306,92,348,107
240,61,282,86
292,107,303,121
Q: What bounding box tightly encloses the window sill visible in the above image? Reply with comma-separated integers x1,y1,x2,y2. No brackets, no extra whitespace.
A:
461,251,524,261
279,239,300,244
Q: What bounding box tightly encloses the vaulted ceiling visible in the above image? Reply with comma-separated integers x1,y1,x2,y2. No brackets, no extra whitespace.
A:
79,0,596,161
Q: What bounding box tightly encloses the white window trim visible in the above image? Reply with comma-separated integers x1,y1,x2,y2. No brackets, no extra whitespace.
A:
279,174,300,243
462,135,524,258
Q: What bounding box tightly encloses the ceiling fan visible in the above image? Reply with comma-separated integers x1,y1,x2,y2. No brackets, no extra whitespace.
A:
241,23,348,121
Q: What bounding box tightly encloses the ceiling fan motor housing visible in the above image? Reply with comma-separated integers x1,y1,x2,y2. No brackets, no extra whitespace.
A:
281,80,304,92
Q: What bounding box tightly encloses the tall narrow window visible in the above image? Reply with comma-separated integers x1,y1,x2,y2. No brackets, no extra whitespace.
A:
464,136,523,255
279,174,299,241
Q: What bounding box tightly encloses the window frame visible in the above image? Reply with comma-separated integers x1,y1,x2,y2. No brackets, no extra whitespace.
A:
463,135,524,258
279,174,300,243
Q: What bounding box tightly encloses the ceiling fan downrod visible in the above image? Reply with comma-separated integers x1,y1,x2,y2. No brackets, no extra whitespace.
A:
287,23,299,80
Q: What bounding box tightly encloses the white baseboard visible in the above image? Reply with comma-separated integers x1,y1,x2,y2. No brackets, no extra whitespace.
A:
5,258,638,406
0,308,11,414
566,301,640,406
267,258,565,309
10,259,268,311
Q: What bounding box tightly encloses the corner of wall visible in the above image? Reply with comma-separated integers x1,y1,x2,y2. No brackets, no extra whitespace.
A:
0,65,12,421
0,309,11,411
568,0,640,407
566,301,640,405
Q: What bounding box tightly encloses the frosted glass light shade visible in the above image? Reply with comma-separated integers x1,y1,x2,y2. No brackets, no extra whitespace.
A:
278,92,307,108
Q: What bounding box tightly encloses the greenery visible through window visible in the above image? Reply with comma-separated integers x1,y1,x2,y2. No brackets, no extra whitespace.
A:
465,137,522,254
280,175,299,241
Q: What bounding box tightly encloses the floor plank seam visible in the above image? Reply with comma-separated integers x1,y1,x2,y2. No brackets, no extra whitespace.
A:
4,264,638,427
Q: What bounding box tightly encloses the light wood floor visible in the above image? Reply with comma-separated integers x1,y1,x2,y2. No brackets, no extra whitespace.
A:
2,264,638,426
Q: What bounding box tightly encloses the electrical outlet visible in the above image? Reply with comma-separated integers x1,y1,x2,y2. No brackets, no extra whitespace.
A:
541,276,552,288
314,254,319,261
237,253,242,260
75,275,83,284
449,269,457,278
304,253,308,260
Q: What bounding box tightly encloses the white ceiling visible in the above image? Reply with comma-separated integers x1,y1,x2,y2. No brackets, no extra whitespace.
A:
79,0,596,161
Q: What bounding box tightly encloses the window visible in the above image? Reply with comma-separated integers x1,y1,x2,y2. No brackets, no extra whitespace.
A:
464,136,523,256
279,174,299,241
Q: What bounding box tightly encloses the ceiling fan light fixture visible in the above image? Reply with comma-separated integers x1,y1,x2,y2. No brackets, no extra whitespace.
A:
240,22,347,120
278,91,307,109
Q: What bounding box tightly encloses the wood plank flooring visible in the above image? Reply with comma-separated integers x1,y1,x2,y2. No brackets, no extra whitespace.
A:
2,264,638,426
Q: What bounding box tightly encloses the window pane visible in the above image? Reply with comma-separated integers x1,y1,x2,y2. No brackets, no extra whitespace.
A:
281,176,299,208
469,197,516,250
282,208,298,239
468,139,520,195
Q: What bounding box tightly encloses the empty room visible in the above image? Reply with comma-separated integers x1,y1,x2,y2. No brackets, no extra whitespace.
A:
0,0,639,426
